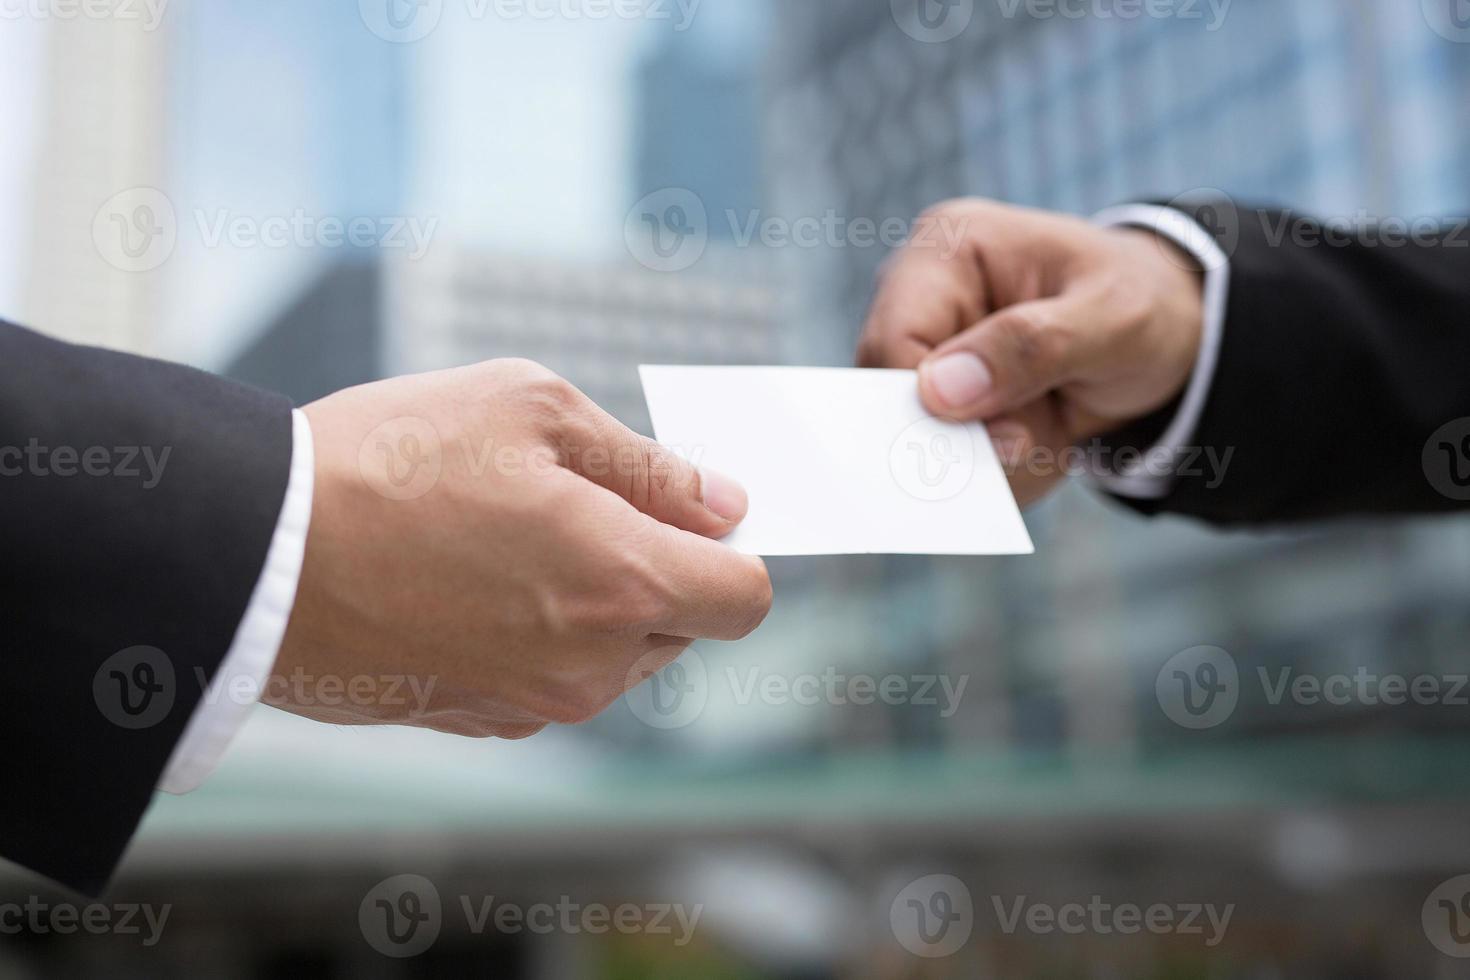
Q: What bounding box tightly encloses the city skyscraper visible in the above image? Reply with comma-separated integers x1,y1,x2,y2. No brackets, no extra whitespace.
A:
766,0,1470,757
633,2,768,241
165,0,410,365
23,15,170,354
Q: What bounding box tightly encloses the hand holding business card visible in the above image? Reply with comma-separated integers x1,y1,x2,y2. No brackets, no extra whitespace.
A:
640,366,1033,557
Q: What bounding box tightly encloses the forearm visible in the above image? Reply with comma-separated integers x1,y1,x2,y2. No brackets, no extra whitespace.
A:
0,321,295,893
1137,203,1470,523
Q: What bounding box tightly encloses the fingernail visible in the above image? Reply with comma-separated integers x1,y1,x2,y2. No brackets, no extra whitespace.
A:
700,468,749,523
924,352,992,409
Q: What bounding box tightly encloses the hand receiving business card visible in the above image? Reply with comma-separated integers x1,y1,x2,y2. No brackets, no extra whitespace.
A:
640,366,1033,557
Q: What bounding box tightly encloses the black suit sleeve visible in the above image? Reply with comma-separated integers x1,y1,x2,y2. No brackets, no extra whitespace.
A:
0,321,295,895
1116,202,1470,525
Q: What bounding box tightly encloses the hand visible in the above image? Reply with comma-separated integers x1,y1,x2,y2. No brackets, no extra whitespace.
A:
269,359,772,739
857,198,1205,507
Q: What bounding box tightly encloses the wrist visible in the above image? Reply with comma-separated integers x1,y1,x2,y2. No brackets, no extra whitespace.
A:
1117,226,1206,420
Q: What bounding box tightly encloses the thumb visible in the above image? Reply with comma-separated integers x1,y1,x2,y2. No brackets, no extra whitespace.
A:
917,288,1098,421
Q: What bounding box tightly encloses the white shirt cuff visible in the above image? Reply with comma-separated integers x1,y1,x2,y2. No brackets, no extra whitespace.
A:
1086,203,1231,500
158,408,315,795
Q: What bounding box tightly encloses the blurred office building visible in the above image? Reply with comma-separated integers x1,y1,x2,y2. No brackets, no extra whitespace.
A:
11,2,1470,979
17,1,408,363
226,246,780,427
22,14,169,354
633,5,766,245
165,0,409,367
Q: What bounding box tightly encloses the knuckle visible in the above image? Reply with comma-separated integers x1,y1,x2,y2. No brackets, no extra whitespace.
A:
915,198,987,246
622,584,675,635
515,373,587,430
917,197,979,226
636,442,683,505
560,565,671,637
1098,269,1152,336
996,309,1066,375
488,356,557,385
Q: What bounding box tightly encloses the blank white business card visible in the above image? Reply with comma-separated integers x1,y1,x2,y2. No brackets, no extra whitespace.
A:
639,365,1034,557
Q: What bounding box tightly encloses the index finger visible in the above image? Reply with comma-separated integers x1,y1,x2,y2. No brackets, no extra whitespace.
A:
856,205,989,369
644,521,773,642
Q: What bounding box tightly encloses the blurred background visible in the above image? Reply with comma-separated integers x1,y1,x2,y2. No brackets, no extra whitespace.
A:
4,0,1470,976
